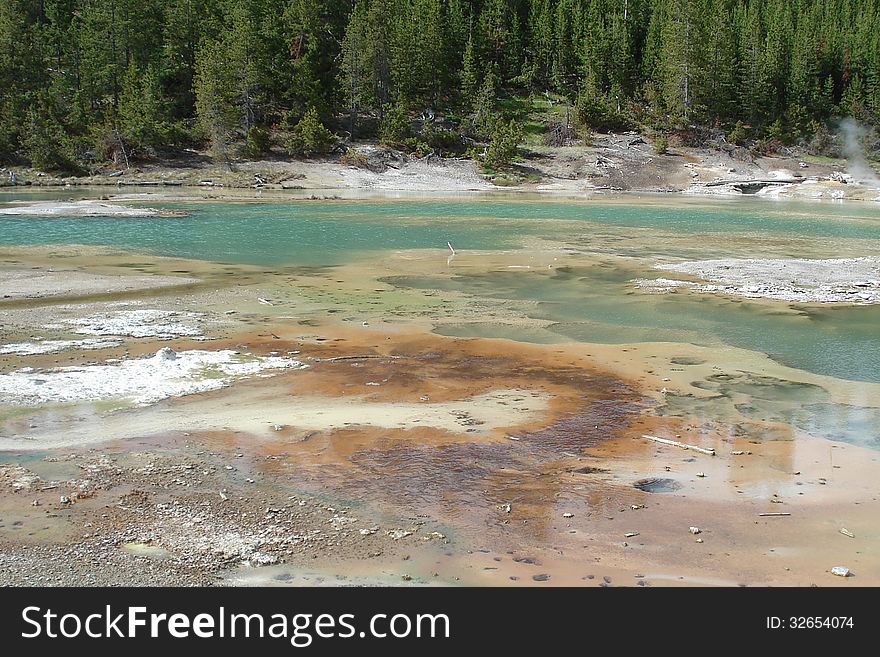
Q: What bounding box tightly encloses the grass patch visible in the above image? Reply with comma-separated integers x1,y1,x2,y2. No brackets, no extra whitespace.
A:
0,406,36,423
799,154,846,165
497,93,576,148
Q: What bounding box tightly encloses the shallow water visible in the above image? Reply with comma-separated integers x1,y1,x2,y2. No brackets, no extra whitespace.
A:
2,192,879,448
3,195,880,264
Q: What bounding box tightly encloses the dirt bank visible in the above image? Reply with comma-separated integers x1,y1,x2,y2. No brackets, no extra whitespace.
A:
3,140,878,202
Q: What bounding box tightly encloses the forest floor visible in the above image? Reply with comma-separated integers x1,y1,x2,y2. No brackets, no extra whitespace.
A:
3,135,879,202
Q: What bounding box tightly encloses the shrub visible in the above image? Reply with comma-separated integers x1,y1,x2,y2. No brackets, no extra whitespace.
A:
765,118,786,144
420,125,468,155
340,149,370,168
400,138,430,157
749,137,780,156
285,108,335,157
244,126,271,157
653,135,668,154
481,118,523,169
804,120,834,156
575,88,633,133
378,105,411,146
727,120,748,146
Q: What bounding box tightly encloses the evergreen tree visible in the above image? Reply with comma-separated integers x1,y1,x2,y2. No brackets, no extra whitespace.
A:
2,0,879,167
460,33,479,109
194,37,238,160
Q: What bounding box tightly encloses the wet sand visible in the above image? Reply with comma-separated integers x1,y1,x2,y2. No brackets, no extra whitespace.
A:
0,267,197,301
0,244,878,587
0,200,161,217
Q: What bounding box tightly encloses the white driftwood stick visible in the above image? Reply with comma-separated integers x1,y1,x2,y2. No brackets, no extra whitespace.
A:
641,434,715,456
758,512,791,517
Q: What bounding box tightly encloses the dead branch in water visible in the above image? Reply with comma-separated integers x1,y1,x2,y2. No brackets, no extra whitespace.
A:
641,434,716,456
314,354,408,363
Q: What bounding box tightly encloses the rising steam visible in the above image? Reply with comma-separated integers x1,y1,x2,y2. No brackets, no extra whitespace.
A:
838,118,880,189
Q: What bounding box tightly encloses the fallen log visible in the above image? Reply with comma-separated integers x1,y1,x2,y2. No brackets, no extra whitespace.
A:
641,434,715,456
315,354,407,363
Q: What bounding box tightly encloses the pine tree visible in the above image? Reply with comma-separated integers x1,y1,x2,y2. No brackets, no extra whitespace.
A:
340,1,371,138
194,38,238,161
118,63,169,153
460,33,479,109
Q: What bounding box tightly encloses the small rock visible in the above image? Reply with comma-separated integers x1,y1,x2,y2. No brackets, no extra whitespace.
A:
562,512,574,518
59,496,71,506
839,528,855,538
624,532,639,538
695,538,704,543
532,574,550,582
386,529,413,540
831,566,851,577
689,526,701,535
156,347,177,360
696,472,706,478
401,574,412,581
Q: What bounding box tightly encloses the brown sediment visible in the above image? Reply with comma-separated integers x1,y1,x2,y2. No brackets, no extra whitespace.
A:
1,245,879,587
5,316,877,587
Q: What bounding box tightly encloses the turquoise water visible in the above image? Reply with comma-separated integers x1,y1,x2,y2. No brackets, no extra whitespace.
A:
393,265,880,384
1,196,880,264
1,194,878,391
0,201,522,265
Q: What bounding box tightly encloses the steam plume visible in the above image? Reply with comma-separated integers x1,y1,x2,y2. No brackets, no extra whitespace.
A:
838,118,880,189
